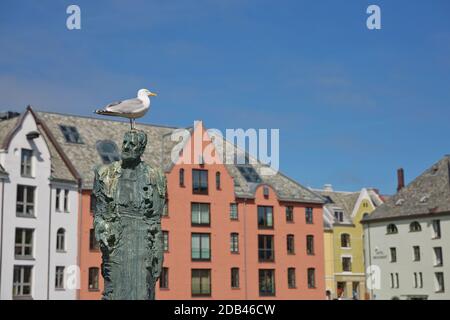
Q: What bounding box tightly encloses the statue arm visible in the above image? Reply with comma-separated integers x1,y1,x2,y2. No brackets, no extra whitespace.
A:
93,166,112,250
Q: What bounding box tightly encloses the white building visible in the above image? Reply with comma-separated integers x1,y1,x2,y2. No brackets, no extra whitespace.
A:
0,107,80,299
362,159,450,300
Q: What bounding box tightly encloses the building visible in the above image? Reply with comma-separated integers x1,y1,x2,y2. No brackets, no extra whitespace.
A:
317,185,383,299
1,107,327,299
362,158,450,300
0,108,80,299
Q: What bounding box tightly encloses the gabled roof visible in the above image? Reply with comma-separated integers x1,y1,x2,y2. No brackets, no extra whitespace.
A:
0,108,78,183
1,108,324,203
362,155,450,222
316,190,360,225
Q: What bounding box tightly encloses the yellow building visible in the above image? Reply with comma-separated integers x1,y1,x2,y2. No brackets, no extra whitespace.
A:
318,185,384,300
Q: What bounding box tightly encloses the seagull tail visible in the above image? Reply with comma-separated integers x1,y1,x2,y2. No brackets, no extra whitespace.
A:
94,109,115,116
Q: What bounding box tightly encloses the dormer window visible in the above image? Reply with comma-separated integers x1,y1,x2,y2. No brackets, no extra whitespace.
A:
96,140,120,164
387,224,398,234
60,125,83,144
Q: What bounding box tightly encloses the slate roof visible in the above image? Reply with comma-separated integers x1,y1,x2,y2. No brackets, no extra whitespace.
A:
316,190,360,226
362,155,450,222
1,108,323,203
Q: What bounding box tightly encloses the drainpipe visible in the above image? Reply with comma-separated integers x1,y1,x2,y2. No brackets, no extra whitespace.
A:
47,182,53,299
76,183,82,300
243,198,248,300
366,222,373,300
0,178,5,295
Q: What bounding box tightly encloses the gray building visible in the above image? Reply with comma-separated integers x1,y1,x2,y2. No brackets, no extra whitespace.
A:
362,157,450,300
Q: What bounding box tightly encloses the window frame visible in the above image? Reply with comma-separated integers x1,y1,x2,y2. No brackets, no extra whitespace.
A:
305,207,314,224
16,185,36,217
12,265,33,299
20,148,33,177
258,235,275,262
191,233,211,261
88,267,100,291
259,269,276,296
14,228,34,259
191,202,211,226
191,269,211,297
257,205,274,229
192,169,208,194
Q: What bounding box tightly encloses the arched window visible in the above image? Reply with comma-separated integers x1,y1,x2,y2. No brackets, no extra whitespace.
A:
341,233,351,248
409,221,421,232
215,172,221,190
179,168,185,187
56,228,65,251
387,224,398,234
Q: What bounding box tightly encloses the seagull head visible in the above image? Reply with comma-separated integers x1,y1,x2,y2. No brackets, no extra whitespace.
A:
138,88,157,97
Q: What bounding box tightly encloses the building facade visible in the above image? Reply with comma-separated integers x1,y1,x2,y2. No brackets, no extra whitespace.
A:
362,160,450,300
0,109,79,299
318,186,383,299
1,107,326,299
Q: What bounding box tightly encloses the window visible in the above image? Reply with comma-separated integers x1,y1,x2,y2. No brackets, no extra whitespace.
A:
192,169,208,194
306,235,314,255
286,206,294,222
15,228,33,258
287,234,295,255
231,268,239,288
55,266,65,290
390,247,397,262
89,229,99,251
236,165,261,183
16,185,35,217
163,231,169,252
413,272,423,289
434,247,443,266
263,186,269,198
13,266,32,298
63,190,69,212
56,189,61,211
90,193,96,213
230,203,238,220
230,233,239,253
413,246,420,261
435,272,445,293
258,235,274,262
390,273,399,288
334,211,344,222
60,125,83,144
341,233,351,248
307,268,316,288
342,257,352,272
162,200,168,217
160,267,169,289
56,228,65,252
88,267,99,291
215,172,221,190
191,203,210,226
21,149,33,177
259,269,275,296
191,269,211,296
96,140,120,164
258,206,273,229
288,268,296,288
410,221,421,232
191,233,211,261
305,207,313,224
179,168,185,187
387,224,398,234
432,220,441,239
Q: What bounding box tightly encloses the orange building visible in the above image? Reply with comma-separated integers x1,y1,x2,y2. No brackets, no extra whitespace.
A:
19,110,325,300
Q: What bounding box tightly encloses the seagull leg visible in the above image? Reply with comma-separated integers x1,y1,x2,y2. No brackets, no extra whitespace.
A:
129,118,133,130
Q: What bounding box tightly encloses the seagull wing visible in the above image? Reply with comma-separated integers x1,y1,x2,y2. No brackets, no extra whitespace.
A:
104,98,144,114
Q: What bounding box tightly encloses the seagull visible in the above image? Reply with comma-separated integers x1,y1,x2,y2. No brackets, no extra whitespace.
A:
94,88,157,129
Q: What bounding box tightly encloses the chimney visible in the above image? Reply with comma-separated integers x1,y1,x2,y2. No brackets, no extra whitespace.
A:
323,184,333,192
397,168,405,192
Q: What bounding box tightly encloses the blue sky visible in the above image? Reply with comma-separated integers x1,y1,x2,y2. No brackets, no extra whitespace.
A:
1,0,449,194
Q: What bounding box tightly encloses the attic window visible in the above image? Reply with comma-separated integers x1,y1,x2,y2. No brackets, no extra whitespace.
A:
60,125,83,144
96,140,120,164
236,165,261,183
395,198,405,206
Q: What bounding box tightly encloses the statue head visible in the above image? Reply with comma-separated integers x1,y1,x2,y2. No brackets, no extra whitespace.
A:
121,130,147,162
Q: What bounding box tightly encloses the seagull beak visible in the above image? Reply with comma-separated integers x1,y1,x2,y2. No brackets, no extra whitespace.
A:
148,92,157,97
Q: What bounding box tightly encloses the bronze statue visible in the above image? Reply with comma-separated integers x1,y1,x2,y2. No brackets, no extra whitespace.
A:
92,130,166,300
